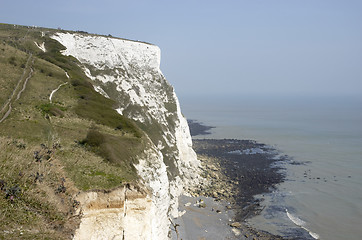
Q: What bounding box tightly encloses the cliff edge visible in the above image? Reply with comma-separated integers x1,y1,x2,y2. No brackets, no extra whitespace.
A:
0,23,200,240
50,32,200,239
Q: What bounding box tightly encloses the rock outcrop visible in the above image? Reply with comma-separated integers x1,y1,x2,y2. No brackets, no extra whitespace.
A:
74,185,152,240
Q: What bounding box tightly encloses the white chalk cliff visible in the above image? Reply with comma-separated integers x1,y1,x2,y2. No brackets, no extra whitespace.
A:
51,33,200,239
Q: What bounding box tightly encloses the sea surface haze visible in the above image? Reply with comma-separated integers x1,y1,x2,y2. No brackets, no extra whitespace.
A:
181,95,362,240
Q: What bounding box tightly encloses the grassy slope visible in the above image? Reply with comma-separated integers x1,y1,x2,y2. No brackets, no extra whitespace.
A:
0,23,147,239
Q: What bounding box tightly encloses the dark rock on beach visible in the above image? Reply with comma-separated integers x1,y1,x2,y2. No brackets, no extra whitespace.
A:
189,139,288,239
176,121,289,239
193,139,286,221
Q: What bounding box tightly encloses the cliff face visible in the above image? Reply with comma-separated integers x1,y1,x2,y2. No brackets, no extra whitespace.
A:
74,185,152,240
51,33,200,239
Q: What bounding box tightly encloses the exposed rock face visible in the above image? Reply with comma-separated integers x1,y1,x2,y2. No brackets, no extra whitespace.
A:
51,33,200,239
74,185,152,240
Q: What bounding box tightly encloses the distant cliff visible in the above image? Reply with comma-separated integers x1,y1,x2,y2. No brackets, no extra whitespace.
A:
0,23,200,239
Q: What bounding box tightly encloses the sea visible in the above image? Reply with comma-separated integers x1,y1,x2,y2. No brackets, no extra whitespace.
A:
180,94,362,240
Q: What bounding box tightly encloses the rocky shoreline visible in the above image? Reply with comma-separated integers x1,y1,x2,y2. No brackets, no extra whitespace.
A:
193,139,286,221
173,121,289,239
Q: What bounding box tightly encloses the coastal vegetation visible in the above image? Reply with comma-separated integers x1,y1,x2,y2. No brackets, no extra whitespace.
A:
0,23,146,238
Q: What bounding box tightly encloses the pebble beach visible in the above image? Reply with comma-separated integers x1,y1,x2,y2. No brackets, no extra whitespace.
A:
171,121,288,240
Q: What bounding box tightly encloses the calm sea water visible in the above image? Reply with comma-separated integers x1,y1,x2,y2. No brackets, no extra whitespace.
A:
180,95,362,240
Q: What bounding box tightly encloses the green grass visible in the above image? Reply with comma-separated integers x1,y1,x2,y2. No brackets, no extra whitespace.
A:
0,23,145,185
0,23,151,238
80,129,141,166
0,44,29,107
0,137,78,239
71,78,142,138
37,103,67,117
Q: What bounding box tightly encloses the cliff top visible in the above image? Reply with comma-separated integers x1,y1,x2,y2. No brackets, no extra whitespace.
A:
0,23,152,238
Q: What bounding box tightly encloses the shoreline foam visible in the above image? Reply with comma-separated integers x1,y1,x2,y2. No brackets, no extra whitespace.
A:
286,209,320,239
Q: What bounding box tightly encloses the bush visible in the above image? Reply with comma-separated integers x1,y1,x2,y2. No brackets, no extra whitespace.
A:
37,103,66,117
79,129,104,147
5,185,22,201
8,56,16,66
79,129,141,174
71,78,92,88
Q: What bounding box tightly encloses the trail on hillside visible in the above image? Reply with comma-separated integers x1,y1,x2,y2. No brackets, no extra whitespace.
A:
0,54,33,115
49,71,69,103
16,66,33,101
0,55,34,123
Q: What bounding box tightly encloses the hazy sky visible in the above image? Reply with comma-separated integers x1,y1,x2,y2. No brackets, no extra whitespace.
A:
1,0,361,100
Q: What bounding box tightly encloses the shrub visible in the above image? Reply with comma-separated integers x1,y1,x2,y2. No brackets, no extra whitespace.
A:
79,129,141,176
8,56,16,66
79,129,104,147
37,103,66,117
5,185,22,201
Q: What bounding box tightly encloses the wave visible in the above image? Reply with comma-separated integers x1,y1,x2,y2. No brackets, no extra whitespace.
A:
286,209,320,239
